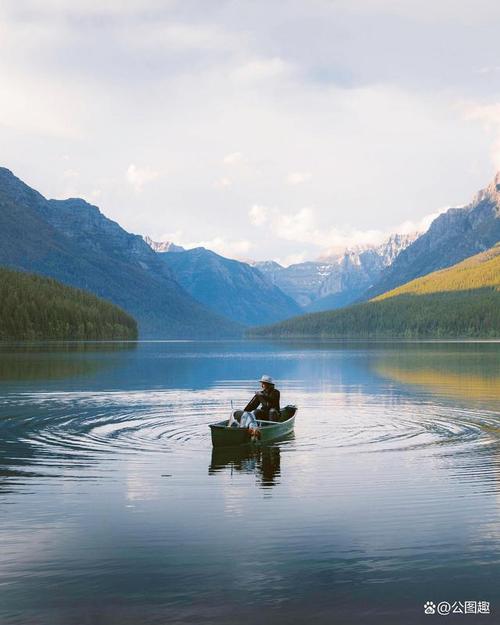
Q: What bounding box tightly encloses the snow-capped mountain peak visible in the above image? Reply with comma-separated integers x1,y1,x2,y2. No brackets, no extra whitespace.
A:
143,236,185,253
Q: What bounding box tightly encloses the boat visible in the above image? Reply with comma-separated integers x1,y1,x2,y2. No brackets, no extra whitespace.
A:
209,405,297,448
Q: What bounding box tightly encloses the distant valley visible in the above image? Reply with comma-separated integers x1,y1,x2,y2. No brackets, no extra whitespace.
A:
252,233,418,311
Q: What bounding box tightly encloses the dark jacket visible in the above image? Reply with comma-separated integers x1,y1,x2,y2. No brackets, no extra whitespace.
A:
244,387,281,416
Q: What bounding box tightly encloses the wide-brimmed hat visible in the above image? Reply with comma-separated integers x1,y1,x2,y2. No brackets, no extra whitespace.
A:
259,375,274,385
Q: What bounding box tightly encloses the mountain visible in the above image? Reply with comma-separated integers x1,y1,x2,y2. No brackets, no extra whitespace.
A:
0,167,241,338
365,171,500,298
374,242,500,300
249,244,500,339
143,236,185,253
253,233,417,311
0,267,138,340
157,247,301,326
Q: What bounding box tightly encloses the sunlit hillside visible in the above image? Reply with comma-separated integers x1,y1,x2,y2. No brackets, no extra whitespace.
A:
374,243,500,301
249,245,500,339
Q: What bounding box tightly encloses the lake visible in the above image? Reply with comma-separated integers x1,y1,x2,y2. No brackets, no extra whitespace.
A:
0,340,499,625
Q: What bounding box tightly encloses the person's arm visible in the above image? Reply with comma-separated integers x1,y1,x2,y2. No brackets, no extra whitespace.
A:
272,389,280,412
244,393,261,412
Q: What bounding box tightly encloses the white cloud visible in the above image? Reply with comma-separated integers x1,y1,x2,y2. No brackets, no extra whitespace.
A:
231,57,292,83
250,204,385,249
249,204,269,226
286,171,312,185
477,66,500,75
277,251,309,267
1,0,174,17
464,103,500,168
213,177,232,189
0,68,83,138
155,230,251,260
274,207,317,242
124,22,242,54
158,229,183,243
223,152,244,165
182,237,252,260
395,208,449,235
249,203,447,258
126,164,159,192
63,168,79,179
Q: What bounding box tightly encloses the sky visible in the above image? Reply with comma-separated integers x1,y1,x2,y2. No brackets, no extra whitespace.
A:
1,0,500,265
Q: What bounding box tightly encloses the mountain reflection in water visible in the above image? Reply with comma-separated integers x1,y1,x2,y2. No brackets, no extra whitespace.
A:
374,342,500,406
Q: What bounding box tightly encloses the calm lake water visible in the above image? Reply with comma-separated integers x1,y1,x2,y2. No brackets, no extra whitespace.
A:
0,340,499,625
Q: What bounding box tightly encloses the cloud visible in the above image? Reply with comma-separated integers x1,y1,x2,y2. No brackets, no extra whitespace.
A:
395,208,449,234
464,103,500,168
213,177,232,189
126,164,159,192
276,251,309,267
477,66,500,75
286,171,312,185
1,0,497,263
274,207,317,242
125,22,242,54
63,168,79,179
249,203,442,258
182,237,252,260
250,204,385,248
249,204,269,226
1,0,174,18
157,229,183,243
0,67,83,138
154,230,251,260
231,57,292,84
223,152,244,165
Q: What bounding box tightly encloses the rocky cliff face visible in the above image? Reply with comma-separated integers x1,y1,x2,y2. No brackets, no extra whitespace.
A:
254,233,418,311
365,171,500,298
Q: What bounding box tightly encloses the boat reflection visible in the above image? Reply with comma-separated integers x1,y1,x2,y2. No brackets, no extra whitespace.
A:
209,442,290,488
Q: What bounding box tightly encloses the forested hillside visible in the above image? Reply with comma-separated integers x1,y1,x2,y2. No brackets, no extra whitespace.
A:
0,268,138,340
249,245,500,339
374,243,500,300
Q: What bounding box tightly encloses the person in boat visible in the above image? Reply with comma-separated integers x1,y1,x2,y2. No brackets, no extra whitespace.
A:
243,375,281,422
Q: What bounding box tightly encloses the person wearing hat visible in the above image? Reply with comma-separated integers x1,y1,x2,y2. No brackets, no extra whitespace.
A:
243,375,281,421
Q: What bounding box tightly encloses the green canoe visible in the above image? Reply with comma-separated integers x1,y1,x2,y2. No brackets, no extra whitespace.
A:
209,405,297,448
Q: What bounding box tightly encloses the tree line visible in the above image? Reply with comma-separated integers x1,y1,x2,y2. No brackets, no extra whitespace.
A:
0,267,138,340
249,289,500,339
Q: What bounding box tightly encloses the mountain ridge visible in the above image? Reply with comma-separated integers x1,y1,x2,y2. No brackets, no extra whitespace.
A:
157,246,301,326
0,167,242,338
364,171,500,298
253,232,418,311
